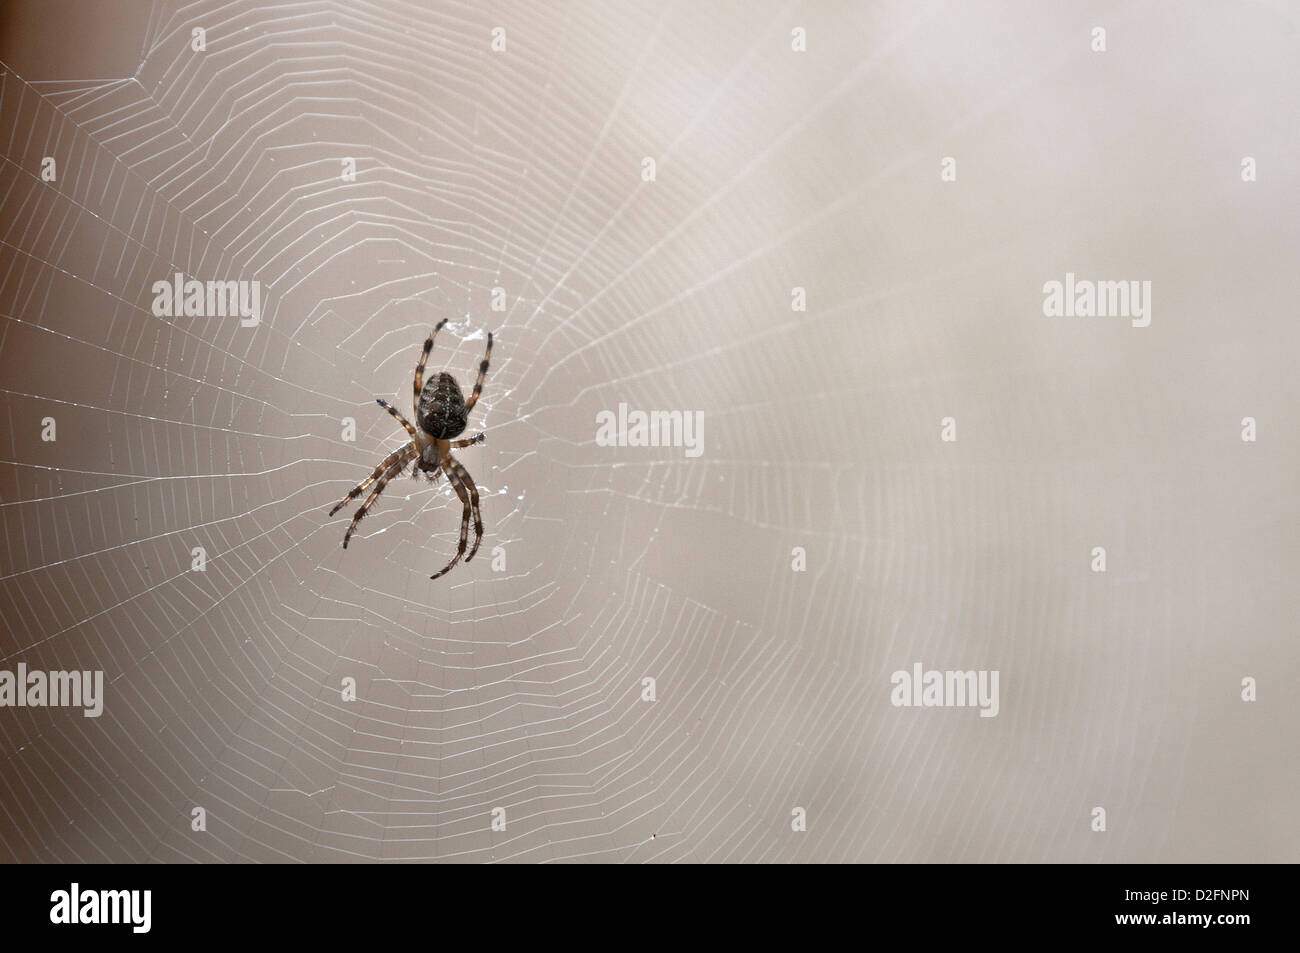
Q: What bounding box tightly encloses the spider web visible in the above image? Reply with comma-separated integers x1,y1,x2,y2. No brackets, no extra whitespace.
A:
1,0,1297,863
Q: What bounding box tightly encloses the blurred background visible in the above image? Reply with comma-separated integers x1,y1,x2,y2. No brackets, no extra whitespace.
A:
0,0,1296,862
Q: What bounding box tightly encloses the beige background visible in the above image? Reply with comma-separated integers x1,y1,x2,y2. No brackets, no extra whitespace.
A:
0,0,1296,862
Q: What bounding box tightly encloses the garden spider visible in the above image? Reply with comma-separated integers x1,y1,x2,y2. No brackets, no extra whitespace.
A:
328,319,493,579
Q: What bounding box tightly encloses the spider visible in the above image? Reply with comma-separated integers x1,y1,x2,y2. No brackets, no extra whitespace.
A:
328,319,493,579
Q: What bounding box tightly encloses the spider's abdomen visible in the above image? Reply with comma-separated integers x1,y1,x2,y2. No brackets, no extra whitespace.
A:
418,372,468,438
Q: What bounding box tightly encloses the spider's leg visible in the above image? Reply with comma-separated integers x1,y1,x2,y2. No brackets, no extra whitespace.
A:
463,331,493,412
447,455,484,563
451,432,485,449
430,461,472,580
414,317,448,417
376,398,419,441
329,443,413,516
342,448,413,549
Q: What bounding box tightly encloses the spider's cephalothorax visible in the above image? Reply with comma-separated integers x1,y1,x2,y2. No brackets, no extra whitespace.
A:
327,318,495,579
418,371,468,439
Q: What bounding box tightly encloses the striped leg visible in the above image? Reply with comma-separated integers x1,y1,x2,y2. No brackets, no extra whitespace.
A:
447,456,484,563
329,443,413,517
430,463,472,580
464,331,493,412
342,447,414,549
451,432,485,449
376,398,418,440
414,318,449,416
